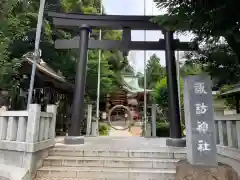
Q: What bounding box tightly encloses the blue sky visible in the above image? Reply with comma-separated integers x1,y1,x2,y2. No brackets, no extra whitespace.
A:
102,0,194,73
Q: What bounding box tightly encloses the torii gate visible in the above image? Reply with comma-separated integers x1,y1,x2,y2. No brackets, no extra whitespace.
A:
48,12,196,146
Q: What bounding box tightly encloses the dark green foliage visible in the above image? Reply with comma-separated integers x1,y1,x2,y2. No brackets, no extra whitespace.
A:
0,0,134,104
218,85,237,109
138,54,165,89
152,77,183,109
156,122,170,137
153,0,240,88
156,122,185,137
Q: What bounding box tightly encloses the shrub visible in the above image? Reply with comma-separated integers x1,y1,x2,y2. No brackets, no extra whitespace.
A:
99,124,110,136
156,122,185,137
156,122,170,137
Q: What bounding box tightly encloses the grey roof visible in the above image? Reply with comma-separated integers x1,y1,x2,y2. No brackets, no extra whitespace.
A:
22,53,66,83
21,53,74,92
221,84,240,96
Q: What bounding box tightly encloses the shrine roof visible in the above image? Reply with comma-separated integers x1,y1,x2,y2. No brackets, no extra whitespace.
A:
122,75,152,93
21,53,73,93
221,84,240,96
22,53,66,81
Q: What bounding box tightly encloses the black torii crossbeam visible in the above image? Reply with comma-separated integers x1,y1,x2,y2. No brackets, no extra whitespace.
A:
55,37,193,51
48,12,162,30
48,12,194,147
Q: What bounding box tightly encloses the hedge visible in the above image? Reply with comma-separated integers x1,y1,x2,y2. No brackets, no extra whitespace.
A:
99,124,110,136
156,122,185,137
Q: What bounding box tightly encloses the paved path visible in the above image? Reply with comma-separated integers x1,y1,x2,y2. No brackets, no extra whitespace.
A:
55,136,186,151
109,126,132,136
130,126,142,136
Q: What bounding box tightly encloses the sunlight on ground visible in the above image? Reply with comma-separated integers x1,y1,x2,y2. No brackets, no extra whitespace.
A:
109,125,142,137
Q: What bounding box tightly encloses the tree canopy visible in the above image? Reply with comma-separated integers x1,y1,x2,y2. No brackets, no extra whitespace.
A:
145,53,165,89
138,53,165,89
0,0,133,103
152,76,183,109
153,0,240,52
153,0,240,89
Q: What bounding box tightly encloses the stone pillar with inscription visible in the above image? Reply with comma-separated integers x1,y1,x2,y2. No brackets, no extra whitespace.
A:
184,74,217,166
176,74,238,180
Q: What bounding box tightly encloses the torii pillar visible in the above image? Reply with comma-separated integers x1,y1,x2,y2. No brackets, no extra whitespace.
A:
165,30,186,147
64,25,91,144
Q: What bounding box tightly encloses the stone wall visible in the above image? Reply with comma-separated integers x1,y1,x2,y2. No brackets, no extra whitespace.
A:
0,148,50,180
176,160,239,180
0,104,57,180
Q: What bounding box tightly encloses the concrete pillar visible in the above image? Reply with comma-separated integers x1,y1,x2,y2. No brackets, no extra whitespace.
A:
17,116,27,142
236,121,240,148
44,117,50,140
86,104,92,136
218,121,224,146
6,117,17,141
0,116,8,140
39,118,45,141
151,104,157,137
26,104,41,143
91,120,98,136
146,120,152,137
47,104,57,139
226,121,234,148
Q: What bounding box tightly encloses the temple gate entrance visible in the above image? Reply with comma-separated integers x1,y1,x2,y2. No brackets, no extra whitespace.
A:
48,11,196,146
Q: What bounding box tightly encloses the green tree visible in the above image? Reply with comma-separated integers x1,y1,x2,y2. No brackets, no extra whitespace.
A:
0,0,30,90
153,0,240,89
183,43,240,89
146,53,165,89
153,0,240,61
180,60,203,77
0,0,126,104
107,50,134,85
137,54,165,89
86,50,116,100
152,76,183,109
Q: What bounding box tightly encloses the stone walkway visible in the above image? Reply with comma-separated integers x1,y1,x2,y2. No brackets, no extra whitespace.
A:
55,136,186,151
130,126,142,136
109,126,132,136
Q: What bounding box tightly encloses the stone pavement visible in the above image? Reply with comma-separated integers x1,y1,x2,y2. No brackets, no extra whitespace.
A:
108,122,143,137
55,136,186,151
109,126,133,136
130,126,142,136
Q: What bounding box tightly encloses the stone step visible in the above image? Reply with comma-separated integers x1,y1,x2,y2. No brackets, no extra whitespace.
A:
49,149,186,159
36,166,176,180
43,156,178,169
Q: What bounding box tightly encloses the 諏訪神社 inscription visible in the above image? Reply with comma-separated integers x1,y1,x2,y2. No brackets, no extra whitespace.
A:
184,74,217,166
